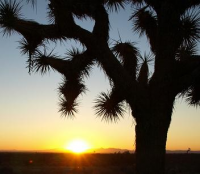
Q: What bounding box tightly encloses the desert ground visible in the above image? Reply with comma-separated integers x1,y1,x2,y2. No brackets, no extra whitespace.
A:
0,152,200,174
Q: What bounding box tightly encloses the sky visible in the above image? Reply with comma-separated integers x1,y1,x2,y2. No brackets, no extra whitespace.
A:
0,1,200,152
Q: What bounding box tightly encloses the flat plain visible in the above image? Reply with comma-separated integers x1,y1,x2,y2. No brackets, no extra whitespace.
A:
0,152,200,174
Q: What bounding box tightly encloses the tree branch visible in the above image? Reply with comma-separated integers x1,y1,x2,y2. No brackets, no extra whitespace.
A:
174,56,200,94
14,20,61,39
34,49,94,79
92,4,109,42
93,42,149,114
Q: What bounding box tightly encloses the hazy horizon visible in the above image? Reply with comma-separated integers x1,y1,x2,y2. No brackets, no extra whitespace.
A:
1,147,199,153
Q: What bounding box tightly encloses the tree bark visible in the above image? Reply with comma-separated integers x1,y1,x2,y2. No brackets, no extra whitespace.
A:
134,97,173,174
135,122,168,174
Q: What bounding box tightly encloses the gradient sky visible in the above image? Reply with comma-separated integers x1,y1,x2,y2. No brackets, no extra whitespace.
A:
0,1,200,152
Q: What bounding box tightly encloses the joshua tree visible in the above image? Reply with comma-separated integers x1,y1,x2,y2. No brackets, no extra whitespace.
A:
0,0,200,174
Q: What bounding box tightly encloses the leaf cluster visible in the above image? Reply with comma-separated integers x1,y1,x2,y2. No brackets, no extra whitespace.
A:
0,0,22,35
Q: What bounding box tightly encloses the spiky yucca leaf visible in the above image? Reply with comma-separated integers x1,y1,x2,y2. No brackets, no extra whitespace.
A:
130,7,157,36
66,48,94,78
33,57,51,74
130,7,157,51
66,47,84,60
0,0,22,35
18,38,42,57
59,97,78,118
94,92,125,122
176,42,197,61
186,79,200,106
130,0,144,5
104,0,127,12
180,9,200,46
112,41,139,61
179,68,200,107
18,38,33,73
33,49,61,75
112,41,139,79
58,79,87,101
186,87,200,106
58,79,87,117
138,59,148,85
18,38,44,73
47,2,55,24
26,0,37,8
18,38,31,55
26,0,36,5
137,53,152,86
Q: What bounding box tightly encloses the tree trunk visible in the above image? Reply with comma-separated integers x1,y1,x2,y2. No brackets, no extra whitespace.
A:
134,102,173,174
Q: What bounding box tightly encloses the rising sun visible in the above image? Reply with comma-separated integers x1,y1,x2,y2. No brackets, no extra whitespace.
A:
65,139,90,153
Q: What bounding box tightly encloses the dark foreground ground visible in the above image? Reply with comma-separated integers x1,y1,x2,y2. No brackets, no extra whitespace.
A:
0,152,200,174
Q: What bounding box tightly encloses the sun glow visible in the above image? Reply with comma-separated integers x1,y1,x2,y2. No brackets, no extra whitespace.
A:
66,139,90,153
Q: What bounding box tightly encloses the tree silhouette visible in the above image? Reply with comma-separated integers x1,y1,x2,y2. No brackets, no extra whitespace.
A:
0,0,200,174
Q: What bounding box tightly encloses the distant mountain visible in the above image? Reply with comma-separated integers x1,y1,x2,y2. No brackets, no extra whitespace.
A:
88,148,134,154
0,148,64,153
1,148,200,154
